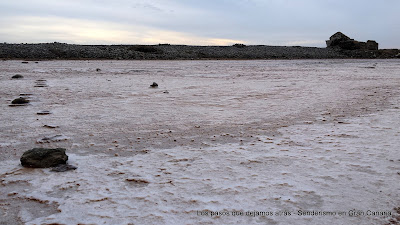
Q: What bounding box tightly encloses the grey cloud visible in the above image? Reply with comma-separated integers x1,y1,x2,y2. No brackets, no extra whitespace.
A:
0,0,399,47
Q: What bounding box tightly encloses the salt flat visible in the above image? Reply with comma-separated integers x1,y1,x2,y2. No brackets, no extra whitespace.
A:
1,59,399,224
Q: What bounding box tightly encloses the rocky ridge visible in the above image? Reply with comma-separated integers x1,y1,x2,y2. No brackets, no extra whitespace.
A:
0,33,399,60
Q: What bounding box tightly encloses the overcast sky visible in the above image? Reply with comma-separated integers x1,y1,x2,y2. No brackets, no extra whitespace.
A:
0,0,399,48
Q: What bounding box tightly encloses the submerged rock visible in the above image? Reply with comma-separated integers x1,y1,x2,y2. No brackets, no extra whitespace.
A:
20,148,68,168
11,97,29,104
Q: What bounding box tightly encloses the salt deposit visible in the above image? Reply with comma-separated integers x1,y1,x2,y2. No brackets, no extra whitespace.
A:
0,59,399,224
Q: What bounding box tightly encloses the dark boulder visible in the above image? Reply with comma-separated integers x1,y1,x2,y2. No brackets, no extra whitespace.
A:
12,74,24,79
11,97,29,104
20,148,68,168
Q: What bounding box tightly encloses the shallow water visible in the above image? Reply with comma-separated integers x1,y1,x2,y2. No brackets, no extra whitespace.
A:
1,59,400,224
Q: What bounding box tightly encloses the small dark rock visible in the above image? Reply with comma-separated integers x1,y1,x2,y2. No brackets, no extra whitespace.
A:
20,148,68,168
43,124,60,129
12,74,24,79
50,164,77,172
11,97,29,104
35,80,48,87
150,82,158,88
37,134,69,143
37,110,52,115
19,93,33,96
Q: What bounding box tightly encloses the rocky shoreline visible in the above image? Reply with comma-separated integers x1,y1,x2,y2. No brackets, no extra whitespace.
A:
1,42,399,60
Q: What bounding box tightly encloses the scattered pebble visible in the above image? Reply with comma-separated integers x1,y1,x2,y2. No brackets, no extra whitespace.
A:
50,164,78,172
150,82,158,88
37,135,69,143
35,79,48,87
37,110,52,115
19,93,33,96
43,124,59,129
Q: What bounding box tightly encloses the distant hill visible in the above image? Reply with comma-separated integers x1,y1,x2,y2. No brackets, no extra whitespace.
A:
0,42,399,60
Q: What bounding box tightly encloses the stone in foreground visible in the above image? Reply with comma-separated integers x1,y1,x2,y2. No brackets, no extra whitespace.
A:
20,148,68,168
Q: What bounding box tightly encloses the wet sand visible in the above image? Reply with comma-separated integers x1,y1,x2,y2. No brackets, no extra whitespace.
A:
1,59,400,224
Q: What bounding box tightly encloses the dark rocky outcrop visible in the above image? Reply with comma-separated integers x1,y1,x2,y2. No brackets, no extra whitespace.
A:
0,42,349,60
326,32,378,50
0,39,397,60
20,148,68,168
